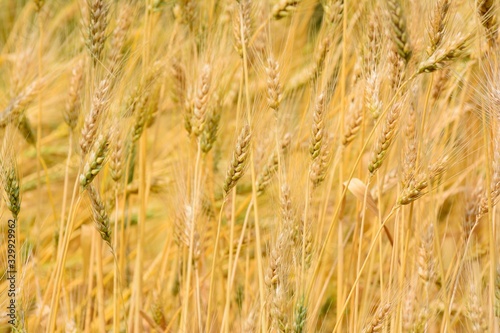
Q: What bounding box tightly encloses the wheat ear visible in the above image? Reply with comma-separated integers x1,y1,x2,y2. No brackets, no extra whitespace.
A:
80,79,111,155
477,0,498,46
267,56,282,113
310,93,325,160
368,103,402,174
0,79,45,128
272,0,301,20
87,184,112,249
256,133,291,194
362,302,391,333
80,133,109,189
398,158,446,205
65,59,84,130
387,0,412,63
192,64,212,137
233,0,251,57
2,163,21,219
107,5,132,75
223,124,251,196
87,0,109,64
427,0,451,55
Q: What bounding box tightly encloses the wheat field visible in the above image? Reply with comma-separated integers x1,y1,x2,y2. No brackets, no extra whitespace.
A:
0,0,499,332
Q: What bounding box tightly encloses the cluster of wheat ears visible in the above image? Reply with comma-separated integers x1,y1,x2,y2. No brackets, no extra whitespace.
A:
0,0,500,332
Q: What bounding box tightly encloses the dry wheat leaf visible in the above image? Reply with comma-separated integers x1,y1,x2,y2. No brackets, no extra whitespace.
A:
344,178,379,215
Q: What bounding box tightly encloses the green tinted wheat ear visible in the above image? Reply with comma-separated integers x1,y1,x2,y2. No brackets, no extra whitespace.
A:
293,297,307,333
192,64,212,137
267,56,282,113
368,103,402,174
18,115,36,145
310,93,325,160
387,0,412,63
223,125,251,196
477,0,498,46
427,0,451,55
87,185,112,249
87,0,109,64
80,133,109,189
80,79,110,154
65,60,84,130
272,0,301,20
2,164,21,219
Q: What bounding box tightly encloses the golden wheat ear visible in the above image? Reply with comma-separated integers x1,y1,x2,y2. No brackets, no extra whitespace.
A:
223,124,251,196
80,79,111,155
86,0,109,65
